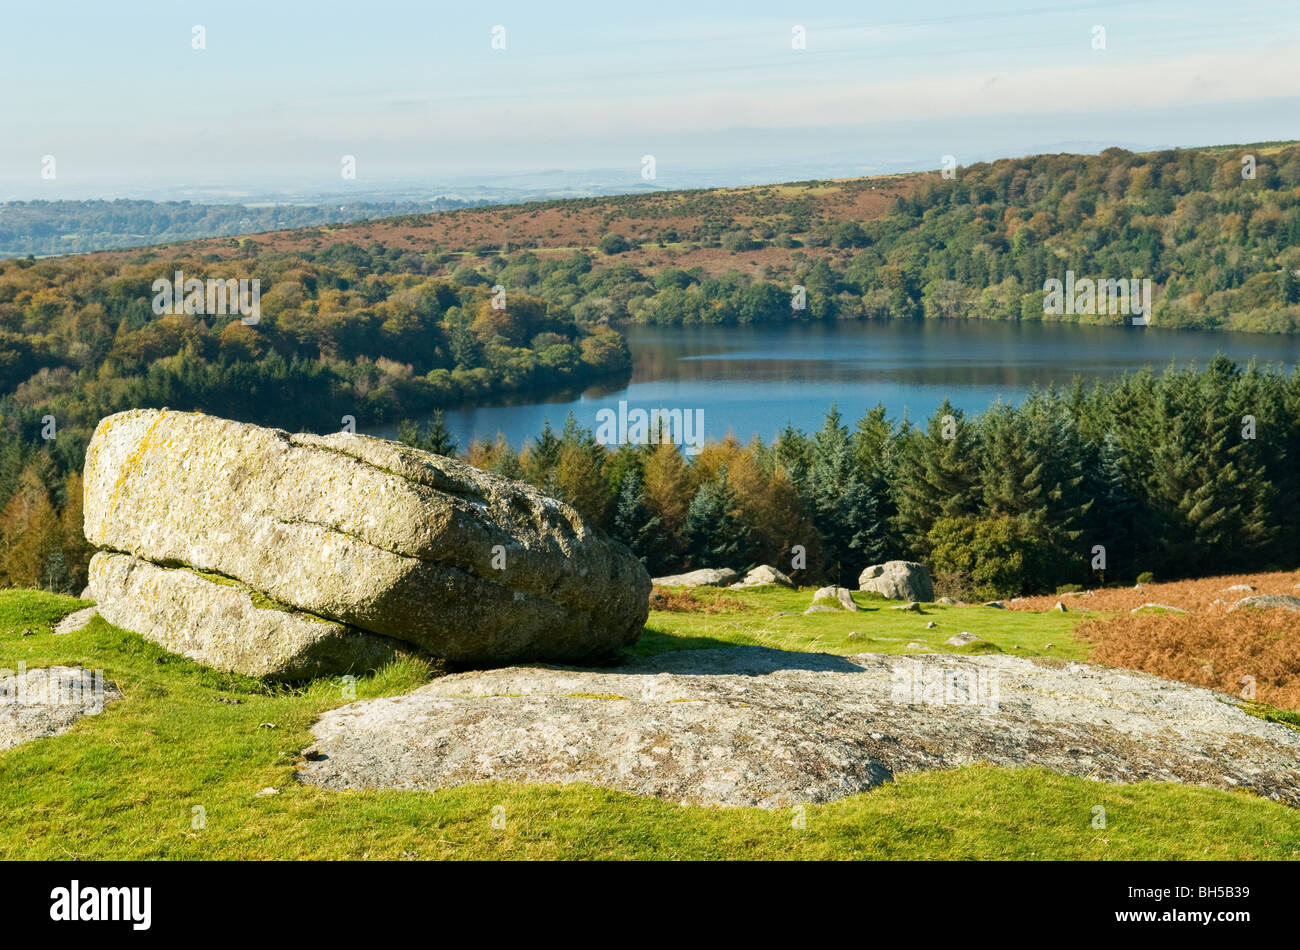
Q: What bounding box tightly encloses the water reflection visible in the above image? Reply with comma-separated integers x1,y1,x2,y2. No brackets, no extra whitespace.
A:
429,320,1300,448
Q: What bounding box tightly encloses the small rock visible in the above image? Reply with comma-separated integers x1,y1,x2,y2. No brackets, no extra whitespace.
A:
730,565,795,589
1227,594,1300,614
1131,603,1187,614
1044,643,1055,650
804,586,858,614
0,667,121,752
1223,584,1256,592
53,607,98,636
259,722,278,729
983,601,1006,609
653,568,739,588
946,632,983,647
1052,602,1067,613
255,787,279,797
905,641,929,651
924,621,937,629
847,632,864,641
890,602,921,613
937,597,957,605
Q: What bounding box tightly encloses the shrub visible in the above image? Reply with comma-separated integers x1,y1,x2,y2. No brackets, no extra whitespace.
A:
928,514,1056,600
598,233,632,255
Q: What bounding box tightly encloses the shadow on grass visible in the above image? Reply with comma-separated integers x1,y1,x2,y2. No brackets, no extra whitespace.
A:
620,631,868,674
621,626,740,656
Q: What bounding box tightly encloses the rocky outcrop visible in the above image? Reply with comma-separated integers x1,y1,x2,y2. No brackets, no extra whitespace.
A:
298,647,1300,808
730,565,794,589
0,666,121,751
858,561,934,602
83,409,650,673
651,568,739,588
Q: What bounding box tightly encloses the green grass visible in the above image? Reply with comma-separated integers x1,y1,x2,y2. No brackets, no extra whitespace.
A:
635,585,1089,659
1,587,1297,860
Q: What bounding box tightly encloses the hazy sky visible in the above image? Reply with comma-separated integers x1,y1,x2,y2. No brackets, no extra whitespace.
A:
2,0,1298,196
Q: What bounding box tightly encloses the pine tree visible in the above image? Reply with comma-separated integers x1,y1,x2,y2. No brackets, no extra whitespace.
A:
774,424,812,492
1081,431,1140,582
979,394,1090,584
423,411,459,456
555,441,613,527
1135,358,1272,576
488,434,525,480
683,468,749,568
807,407,887,584
642,440,692,534
612,471,667,571
893,400,981,557
396,411,458,457
523,421,562,496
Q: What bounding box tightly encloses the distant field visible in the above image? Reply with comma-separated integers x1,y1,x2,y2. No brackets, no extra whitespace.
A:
96,174,915,277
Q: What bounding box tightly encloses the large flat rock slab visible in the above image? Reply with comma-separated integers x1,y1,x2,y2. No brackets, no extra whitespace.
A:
0,666,121,751
298,648,1300,808
90,552,406,680
83,409,650,664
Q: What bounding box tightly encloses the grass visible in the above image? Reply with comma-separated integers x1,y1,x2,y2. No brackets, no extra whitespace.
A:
634,585,1089,659
1,587,1298,860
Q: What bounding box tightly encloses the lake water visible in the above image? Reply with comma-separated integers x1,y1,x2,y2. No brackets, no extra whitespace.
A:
436,320,1300,448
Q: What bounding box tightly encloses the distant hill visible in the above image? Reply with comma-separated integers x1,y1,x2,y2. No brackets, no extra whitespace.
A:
90,140,1300,335
0,197,488,258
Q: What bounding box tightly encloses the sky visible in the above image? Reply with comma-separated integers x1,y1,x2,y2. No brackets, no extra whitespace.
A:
1,0,1298,198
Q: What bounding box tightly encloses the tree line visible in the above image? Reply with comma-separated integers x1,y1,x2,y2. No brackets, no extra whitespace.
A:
2,357,1295,600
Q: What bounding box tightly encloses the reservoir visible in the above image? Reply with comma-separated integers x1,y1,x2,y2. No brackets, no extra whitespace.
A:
436,319,1300,447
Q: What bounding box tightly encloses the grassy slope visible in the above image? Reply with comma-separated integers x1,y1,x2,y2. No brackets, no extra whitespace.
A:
1,588,1298,860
